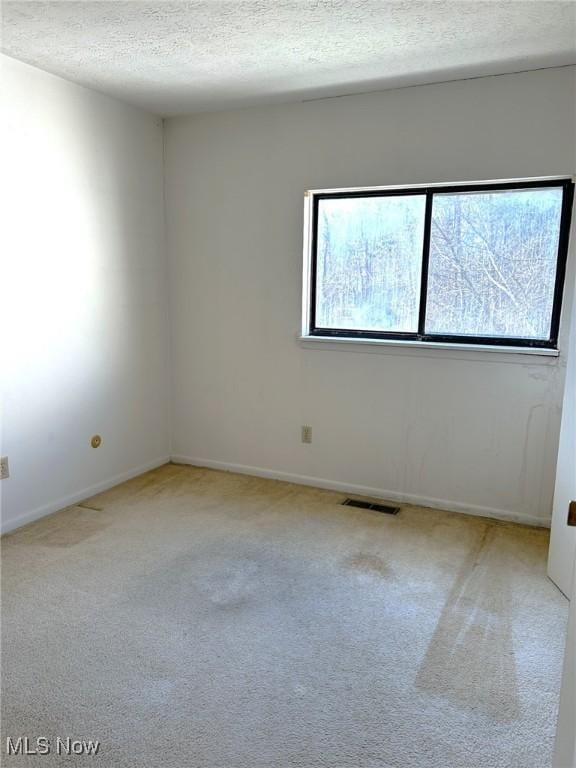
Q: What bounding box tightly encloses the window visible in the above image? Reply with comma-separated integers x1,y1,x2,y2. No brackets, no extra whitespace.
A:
305,178,574,349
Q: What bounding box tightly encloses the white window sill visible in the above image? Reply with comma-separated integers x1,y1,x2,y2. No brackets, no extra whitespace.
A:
299,335,560,363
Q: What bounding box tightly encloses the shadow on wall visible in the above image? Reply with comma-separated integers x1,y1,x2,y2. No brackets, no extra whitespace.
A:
1,57,169,528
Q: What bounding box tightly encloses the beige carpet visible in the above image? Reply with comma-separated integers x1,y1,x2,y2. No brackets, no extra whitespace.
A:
1,464,568,768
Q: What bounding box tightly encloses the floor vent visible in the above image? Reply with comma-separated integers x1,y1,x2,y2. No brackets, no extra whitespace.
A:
342,499,400,515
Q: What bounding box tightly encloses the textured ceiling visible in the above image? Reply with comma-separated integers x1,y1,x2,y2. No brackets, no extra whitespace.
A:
2,0,576,115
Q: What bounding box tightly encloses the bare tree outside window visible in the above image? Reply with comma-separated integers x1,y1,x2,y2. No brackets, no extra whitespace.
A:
426,188,563,339
316,195,425,332
308,179,572,349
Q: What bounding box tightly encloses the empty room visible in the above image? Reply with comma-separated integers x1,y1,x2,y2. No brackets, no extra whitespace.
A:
2,1,576,766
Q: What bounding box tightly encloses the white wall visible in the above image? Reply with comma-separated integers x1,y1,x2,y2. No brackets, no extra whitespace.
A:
165,67,576,527
0,56,171,532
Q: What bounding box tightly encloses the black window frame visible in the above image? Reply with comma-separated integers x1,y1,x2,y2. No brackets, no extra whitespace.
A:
307,178,574,349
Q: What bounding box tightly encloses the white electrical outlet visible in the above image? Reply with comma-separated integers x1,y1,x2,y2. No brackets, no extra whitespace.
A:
301,425,312,444
0,456,9,480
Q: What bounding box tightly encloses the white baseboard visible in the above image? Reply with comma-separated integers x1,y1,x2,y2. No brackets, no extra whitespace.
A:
0,456,171,535
171,454,550,529
2,453,550,534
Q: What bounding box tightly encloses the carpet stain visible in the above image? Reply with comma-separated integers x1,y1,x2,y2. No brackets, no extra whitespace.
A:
127,551,265,617
203,563,259,610
346,552,391,578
